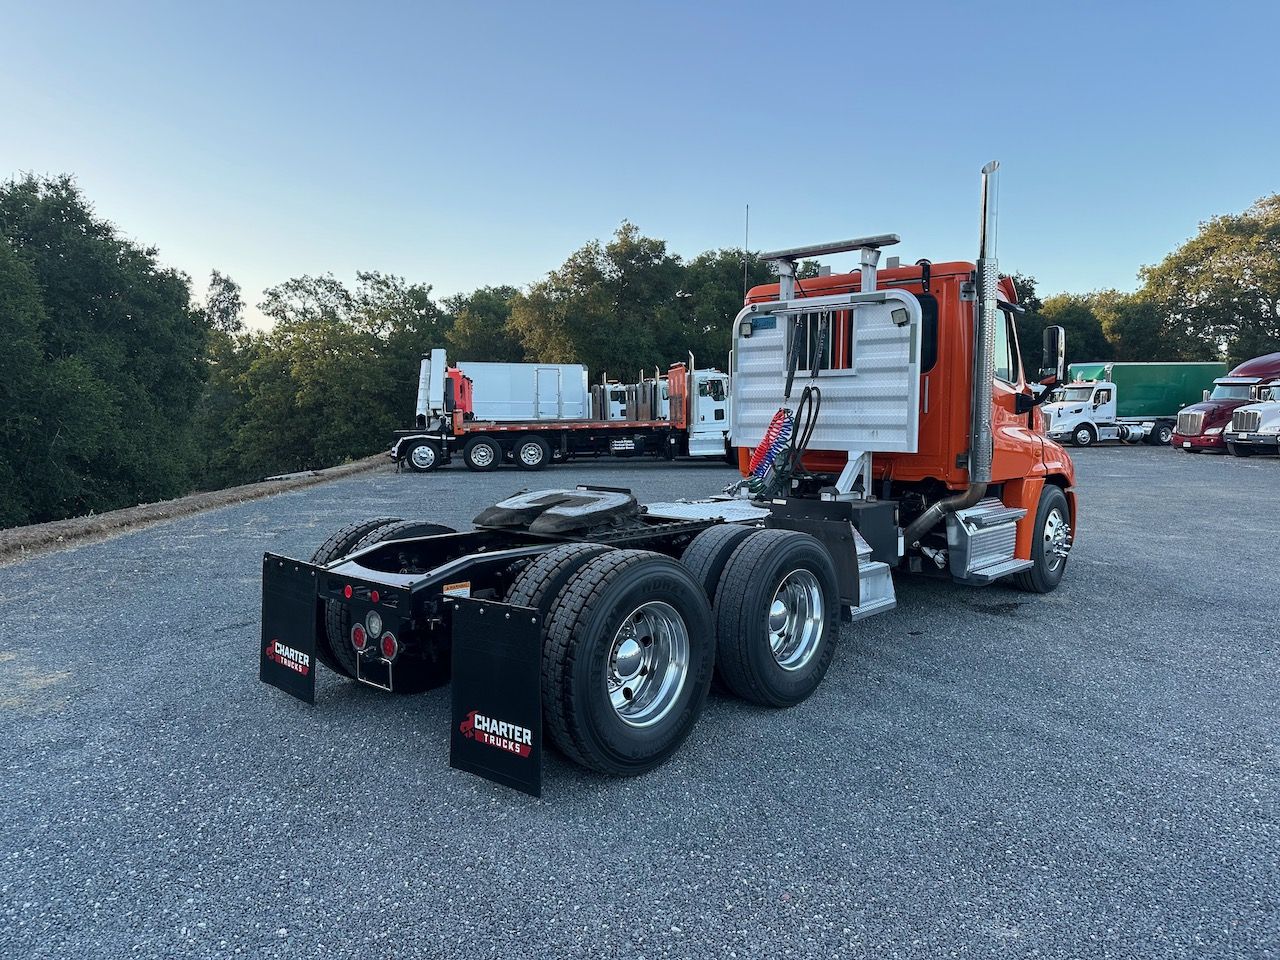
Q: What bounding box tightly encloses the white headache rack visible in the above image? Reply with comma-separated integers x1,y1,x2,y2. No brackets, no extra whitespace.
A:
731,233,922,497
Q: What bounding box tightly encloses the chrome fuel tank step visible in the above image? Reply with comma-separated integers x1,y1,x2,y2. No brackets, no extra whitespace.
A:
946,497,1032,584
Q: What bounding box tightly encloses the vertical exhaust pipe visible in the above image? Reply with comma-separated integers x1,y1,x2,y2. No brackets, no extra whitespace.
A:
903,161,1000,549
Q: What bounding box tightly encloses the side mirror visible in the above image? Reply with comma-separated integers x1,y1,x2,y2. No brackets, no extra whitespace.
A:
1039,325,1066,385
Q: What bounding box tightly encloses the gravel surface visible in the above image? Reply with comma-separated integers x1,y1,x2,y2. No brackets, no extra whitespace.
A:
2,450,1277,959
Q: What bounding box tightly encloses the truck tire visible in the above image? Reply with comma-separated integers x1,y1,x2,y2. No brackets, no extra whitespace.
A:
712,529,840,707
404,439,442,472
542,550,715,775
1071,424,1096,447
463,435,502,471
1012,485,1071,594
680,524,759,603
514,435,552,471
309,517,404,677
327,520,456,689
1227,442,1253,458
505,542,615,624
1146,423,1173,446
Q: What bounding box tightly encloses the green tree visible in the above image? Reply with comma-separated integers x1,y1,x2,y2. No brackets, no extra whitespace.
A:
0,174,207,523
1040,293,1113,366
1138,194,1280,365
509,222,685,376
444,285,524,361
0,240,50,526
681,249,778,369
1089,290,1174,361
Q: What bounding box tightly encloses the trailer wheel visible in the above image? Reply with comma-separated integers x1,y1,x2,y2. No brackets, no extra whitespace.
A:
713,529,840,707
404,439,442,472
505,542,615,623
515,435,551,471
327,520,457,688
308,517,404,677
680,525,759,603
463,435,502,471
1071,425,1096,447
1012,485,1071,594
542,550,715,775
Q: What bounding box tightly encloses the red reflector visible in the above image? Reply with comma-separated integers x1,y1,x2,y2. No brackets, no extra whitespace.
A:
351,624,367,651
343,584,353,599
371,590,380,604
380,632,398,659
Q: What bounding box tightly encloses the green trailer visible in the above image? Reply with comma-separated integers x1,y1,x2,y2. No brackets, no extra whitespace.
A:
1046,361,1227,446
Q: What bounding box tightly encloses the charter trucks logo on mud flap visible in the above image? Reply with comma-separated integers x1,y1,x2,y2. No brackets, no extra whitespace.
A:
460,710,532,757
265,639,311,676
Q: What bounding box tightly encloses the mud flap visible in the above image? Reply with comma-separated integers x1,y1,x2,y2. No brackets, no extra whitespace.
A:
448,598,542,797
260,554,321,704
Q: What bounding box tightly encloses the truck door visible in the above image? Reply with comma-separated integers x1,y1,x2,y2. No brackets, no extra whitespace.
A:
688,374,730,457
536,368,560,419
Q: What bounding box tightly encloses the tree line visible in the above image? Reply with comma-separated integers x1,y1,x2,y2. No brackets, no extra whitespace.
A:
2,173,1277,527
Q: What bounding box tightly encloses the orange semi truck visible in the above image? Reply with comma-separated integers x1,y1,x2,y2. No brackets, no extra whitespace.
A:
260,162,1076,795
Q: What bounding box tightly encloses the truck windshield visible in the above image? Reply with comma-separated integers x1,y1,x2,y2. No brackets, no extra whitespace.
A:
1209,383,1252,400
1060,387,1094,402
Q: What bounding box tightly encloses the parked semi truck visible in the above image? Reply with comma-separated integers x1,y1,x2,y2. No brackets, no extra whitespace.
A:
1042,361,1225,447
261,162,1077,795
390,349,732,471
1224,380,1280,456
1171,351,1280,452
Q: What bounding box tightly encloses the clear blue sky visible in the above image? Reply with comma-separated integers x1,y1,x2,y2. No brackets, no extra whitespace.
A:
4,0,1277,327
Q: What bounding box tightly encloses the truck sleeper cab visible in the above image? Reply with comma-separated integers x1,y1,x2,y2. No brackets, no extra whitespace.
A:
1171,352,1280,452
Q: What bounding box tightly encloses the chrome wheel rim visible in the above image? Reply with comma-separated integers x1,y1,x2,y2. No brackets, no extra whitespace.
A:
768,569,824,671
409,444,436,469
470,443,496,468
1074,428,1091,445
519,442,543,466
607,601,689,727
1043,507,1071,571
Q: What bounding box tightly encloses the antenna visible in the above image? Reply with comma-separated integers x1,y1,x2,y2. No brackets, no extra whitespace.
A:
742,203,750,299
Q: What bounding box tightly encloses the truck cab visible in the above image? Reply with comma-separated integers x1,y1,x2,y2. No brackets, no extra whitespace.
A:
1224,380,1280,456
1043,381,1119,446
1172,351,1280,452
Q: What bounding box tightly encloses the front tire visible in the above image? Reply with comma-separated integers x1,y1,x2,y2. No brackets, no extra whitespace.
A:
1072,425,1096,447
541,550,715,775
1012,485,1071,593
712,529,840,707
404,439,442,472
463,435,502,471
1227,442,1253,458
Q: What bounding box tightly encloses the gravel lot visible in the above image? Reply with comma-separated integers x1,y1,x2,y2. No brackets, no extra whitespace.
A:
2,450,1277,959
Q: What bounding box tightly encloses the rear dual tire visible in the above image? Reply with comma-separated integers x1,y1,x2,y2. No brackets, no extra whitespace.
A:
710,529,841,707
508,548,715,776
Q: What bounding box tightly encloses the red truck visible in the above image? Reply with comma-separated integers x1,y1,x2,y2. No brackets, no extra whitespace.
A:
1171,352,1280,452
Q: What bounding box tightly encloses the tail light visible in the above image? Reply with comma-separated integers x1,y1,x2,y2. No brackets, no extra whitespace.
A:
351,623,368,651
380,632,399,660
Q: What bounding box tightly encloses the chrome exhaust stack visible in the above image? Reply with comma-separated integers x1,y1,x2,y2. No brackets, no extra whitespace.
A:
903,161,1000,549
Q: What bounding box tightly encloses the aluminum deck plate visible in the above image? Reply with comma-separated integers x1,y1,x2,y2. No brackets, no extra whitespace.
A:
644,499,771,524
